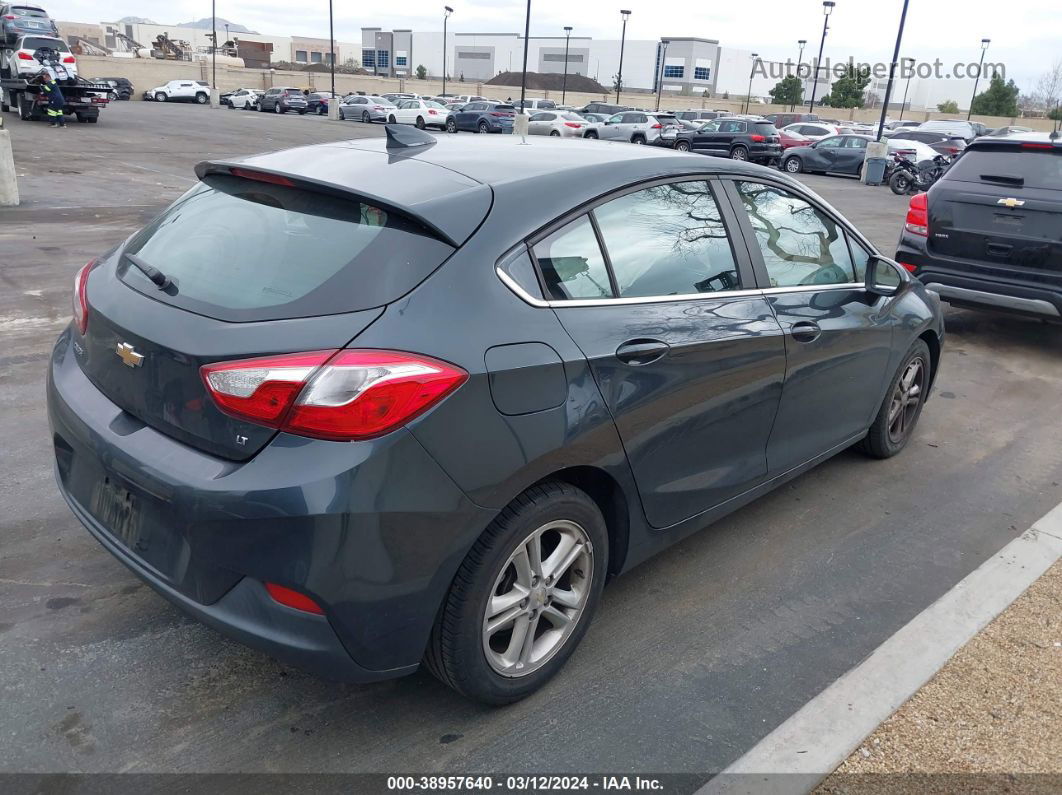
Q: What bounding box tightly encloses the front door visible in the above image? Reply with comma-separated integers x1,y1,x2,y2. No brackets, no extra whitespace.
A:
724,179,897,473
530,178,787,527
598,113,626,140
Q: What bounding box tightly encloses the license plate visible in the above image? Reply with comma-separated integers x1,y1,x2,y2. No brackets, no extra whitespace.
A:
90,477,144,552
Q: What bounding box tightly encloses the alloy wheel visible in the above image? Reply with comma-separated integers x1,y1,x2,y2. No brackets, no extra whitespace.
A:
482,519,593,677
887,356,925,444
731,147,748,161
362,110,371,123
784,157,801,173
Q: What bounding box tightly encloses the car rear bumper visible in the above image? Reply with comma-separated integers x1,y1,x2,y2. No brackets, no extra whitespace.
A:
47,329,495,681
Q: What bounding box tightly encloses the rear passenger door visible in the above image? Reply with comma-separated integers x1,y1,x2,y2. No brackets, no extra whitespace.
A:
530,178,787,527
722,179,897,473
838,136,869,173
456,102,482,129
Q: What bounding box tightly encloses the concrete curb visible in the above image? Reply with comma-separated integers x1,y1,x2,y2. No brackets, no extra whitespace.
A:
699,502,1062,795
0,129,18,206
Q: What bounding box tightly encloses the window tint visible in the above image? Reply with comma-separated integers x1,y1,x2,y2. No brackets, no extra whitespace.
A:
844,137,869,149
816,136,843,148
945,149,1062,191
607,114,624,124
119,175,455,322
529,113,547,121
720,121,744,132
734,182,856,288
20,36,68,51
540,113,557,121
594,182,740,297
533,216,613,300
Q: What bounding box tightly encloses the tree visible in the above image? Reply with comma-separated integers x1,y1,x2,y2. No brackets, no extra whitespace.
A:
611,74,623,95
820,64,870,108
937,99,959,113
768,76,803,106
415,64,427,80
970,74,1020,117
1049,106,1062,122
1034,59,1062,116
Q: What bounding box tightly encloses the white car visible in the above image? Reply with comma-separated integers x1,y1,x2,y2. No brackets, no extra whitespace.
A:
226,88,260,110
388,98,451,130
885,137,941,165
782,122,846,141
526,110,590,138
3,34,77,79
148,79,211,104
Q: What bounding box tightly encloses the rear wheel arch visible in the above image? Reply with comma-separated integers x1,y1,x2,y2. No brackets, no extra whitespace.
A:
918,328,941,390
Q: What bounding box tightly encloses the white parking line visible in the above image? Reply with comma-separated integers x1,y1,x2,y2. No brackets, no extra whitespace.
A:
699,501,1062,795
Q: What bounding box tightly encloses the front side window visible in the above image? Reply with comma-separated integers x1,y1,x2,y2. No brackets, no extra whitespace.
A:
733,182,856,288
843,137,868,149
607,114,624,124
816,136,843,149
533,216,613,300
593,182,740,297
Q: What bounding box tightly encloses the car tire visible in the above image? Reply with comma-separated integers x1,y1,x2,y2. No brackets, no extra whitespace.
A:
446,117,458,133
549,130,560,136
274,102,282,114
783,156,803,174
675,140,691,152
195,93,207,104
362,110,371,123
416,116,426,129
584,131,598,139
425,481,608,705
155,92,166,102
388,114,397,124
859,339,932,459
730,145,749,161
108,91,118,101
631,135,646,145
298,109,307,115
87,116,98,124
478,120,490,134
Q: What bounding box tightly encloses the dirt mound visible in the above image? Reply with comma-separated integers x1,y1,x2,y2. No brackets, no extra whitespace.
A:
485,71,607,94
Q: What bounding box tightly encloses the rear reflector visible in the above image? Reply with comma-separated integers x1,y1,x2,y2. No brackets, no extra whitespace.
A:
904,192,929,237
899,262,918,273
201,349,468,441
265,583,324,615
72,260,94,335
228,167,295,187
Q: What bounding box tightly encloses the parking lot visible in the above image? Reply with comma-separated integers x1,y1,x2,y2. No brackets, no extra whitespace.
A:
2,102,1061,780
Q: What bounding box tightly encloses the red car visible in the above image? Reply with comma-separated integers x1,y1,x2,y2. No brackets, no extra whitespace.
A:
779,129,812,150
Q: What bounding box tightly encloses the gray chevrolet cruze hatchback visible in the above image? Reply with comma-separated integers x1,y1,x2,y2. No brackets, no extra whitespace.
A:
48,127,944,703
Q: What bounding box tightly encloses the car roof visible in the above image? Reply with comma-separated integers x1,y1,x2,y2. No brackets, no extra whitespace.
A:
966,132,1062,149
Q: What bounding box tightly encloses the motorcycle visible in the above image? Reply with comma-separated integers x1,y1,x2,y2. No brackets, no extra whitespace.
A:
889,153,950,195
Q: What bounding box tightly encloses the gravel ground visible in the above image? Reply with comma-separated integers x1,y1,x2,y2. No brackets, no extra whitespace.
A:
817,558,1062,792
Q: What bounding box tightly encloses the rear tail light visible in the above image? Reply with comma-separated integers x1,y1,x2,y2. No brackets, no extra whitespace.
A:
372,105,383,110
650,123,662,129
750,134,766,143
62,56,75,63
229,167,295,187
3,14,16,19
564,122,582,128
72,260,94,335
265,583,324,615
201,349,468,441
428,109,438,115
17,51,32,60
904,192,929,237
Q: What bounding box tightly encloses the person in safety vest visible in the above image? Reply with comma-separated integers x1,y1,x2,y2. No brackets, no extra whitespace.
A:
40,71,67,128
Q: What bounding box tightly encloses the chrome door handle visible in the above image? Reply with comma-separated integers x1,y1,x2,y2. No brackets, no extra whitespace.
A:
616,339,670,366
790,321,822,343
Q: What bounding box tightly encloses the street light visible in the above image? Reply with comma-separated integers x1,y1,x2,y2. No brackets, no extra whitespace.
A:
899,57,914,121
874,0,910,142
808,0,835,113
518,0,531,111
328,0,335,99
792,39,806,112
211,0,216,92
967,38,990,121
655,39,670,112
562,26,573,105
743,53,758,115
616,9,631,104
442,6,454,97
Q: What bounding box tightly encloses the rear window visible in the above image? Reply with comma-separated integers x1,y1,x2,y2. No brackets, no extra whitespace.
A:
753,122,779,135
282,88,303,95
494,104,515,111
20,35,67,51
12,6,48,16
945,148,1062,192
118,175,455,322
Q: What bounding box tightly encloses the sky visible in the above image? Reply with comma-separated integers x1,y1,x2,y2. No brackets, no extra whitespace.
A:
47,0,1062,92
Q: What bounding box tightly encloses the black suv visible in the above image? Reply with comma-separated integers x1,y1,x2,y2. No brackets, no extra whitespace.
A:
94,77,134,101
671,117,782,164
896,133,1062,320
578,102,629,116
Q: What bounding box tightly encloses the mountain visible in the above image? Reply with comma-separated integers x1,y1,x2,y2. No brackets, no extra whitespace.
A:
178,17,257,34
117,16,156,24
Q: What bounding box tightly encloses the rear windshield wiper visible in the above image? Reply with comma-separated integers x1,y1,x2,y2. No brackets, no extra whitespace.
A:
979,173,1025,186
123,252,172,289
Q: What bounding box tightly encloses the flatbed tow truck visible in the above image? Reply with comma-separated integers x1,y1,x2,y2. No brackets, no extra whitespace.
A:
1,46,110,123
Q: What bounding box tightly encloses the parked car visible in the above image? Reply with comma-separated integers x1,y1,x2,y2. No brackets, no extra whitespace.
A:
525,110,589,137
226,88,260,110
1,3,57,44
886,129,968,159
780,134,871,175
511,98,557,113
765,112,820,129
988,125,1033,137
674,110,727,122
672,117,783,164
444,94,490,105
782,122,845,141
220,86,257,106
258,87,308,114
94,77,134,101
2,34,77,79
653,118,702,146
48,131,943,704
339,94,396,122
147,79,210,104
578,102,629,116
576,112,610,138
595,111,677,145
914,119,979,142
389,97,451,129
305,91,338,115
446,101,515,134
895,133,1062,319
885,137,944,166
778,128,812,150
381,92,416,104
886,119,922,131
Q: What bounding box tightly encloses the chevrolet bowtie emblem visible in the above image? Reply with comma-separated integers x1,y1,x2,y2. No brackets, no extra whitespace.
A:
115,342,144,368
997,198,1025,208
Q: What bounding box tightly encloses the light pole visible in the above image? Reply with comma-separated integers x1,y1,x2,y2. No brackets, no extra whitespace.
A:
743,53,758,114
211,0,216,91
224,23,229,50
808,0,835,113
655,39,669,111
561,26,573,105
616,9,631,104
791,39,806,111
328,0,335,98
967,38,990,120
875,0,909,141
518,0,531,110
442,6,454,97
899,57,913,121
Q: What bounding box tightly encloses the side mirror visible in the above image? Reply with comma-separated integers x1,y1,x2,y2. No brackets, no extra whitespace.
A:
865,255,904,296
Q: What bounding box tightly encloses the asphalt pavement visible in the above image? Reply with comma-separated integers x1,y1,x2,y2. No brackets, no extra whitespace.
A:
2,102,1061,782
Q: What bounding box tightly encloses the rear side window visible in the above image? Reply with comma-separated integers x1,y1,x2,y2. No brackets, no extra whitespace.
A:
533,216,613,300
753,122,779,136
593,182,740,297
945,148,1062,191
119,175,455,321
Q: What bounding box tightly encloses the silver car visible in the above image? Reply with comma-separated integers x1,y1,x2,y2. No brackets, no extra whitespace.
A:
526,111,589,138
595,111,678,145
339,94,397,123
